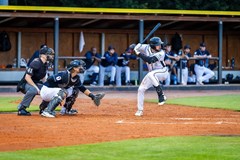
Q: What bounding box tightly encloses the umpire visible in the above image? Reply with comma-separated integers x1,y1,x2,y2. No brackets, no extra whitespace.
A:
17,46,54,116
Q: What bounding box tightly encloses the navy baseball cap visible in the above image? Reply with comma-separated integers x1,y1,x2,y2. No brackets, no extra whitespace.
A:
200,42,206,47
108,45,115,50
164,43,171,47
184,44,191,49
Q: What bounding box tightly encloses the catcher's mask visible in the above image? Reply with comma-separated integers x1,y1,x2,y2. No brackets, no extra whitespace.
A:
67,60,86,73
39,47,55,64
149,37,164,51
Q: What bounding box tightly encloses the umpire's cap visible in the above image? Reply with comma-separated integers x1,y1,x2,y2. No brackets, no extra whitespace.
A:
67,60,86,71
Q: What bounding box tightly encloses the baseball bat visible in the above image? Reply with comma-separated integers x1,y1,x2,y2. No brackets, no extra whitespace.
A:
140,23,161,44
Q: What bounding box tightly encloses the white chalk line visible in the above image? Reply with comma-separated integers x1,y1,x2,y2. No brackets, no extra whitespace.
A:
172,118,238,121
115,120,239,125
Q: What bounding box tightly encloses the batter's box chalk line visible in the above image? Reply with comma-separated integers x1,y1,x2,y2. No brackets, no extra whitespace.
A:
115,119,239,125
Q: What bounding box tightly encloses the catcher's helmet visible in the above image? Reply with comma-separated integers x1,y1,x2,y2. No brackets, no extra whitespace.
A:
149,37,164,50
67,60,86,72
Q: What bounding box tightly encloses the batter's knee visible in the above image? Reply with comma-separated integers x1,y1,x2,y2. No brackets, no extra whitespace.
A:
138,85,146,93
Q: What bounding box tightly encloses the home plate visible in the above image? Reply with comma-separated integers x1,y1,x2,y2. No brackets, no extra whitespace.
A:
116,120,124,124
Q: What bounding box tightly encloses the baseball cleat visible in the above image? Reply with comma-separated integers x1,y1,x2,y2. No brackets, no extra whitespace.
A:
18,109,31,116
67,109,78,115
62,110,78,115
158,95,167,106
135,110,143,116
41,111,55,118
60,108,78,115
17,107,31,116
158,101,165,105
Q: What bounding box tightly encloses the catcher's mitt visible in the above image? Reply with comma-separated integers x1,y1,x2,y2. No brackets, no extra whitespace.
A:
93,93,105,106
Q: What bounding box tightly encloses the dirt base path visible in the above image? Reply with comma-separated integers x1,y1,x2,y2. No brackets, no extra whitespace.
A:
0,90,239,151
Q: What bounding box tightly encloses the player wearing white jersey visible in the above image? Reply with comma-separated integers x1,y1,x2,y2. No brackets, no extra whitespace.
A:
134,37,168,116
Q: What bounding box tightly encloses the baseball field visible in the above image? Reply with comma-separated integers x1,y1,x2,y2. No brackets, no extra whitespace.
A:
0,90,239,160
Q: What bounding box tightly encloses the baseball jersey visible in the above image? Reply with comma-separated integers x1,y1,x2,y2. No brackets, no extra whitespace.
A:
177,50,191,69
100,51,118,67
44,70,87,92
164,51,178,71
84,51,101,69
27,50,40,67
194,49,210,66
26,58,48,83
117,50,137,67
136,44,166,71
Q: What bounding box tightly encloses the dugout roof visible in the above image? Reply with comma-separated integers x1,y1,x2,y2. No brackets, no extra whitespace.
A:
0,6,240,31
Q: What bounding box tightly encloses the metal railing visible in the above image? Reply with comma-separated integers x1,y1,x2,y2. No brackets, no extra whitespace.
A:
59,56,221,84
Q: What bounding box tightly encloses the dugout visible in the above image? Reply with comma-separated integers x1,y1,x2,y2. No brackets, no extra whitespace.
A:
0,6,240,84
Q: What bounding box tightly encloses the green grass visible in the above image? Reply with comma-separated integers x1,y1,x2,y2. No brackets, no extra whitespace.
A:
0,136,239,160
148,94,240,111
0,97,38,112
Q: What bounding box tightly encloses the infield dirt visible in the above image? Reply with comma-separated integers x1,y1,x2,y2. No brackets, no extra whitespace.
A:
0,90,239,151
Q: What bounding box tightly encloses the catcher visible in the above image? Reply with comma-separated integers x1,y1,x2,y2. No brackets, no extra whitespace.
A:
40,59,105,118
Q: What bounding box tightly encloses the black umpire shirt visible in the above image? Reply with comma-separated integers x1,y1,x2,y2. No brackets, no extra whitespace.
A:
26,58,48,83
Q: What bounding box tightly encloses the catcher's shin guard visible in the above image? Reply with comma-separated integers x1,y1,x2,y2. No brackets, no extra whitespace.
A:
45,89,66,113
64,87,79,112
39,100,49,114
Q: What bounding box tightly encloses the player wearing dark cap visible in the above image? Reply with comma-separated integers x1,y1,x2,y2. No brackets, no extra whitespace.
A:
177,44,192,85
116,44,137,86
98,45,118,86
194,42,214,85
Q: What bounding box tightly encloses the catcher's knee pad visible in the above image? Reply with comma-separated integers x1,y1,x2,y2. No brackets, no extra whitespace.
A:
64,87,79,111
46,89,67,112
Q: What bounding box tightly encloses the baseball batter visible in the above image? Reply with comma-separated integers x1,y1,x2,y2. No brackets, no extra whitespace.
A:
134,37,168,116
40,60,105,118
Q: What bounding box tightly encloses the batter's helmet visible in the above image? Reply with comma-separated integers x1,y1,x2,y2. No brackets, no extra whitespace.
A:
129,43,136,49
67,60,86,72
149,37,164,50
